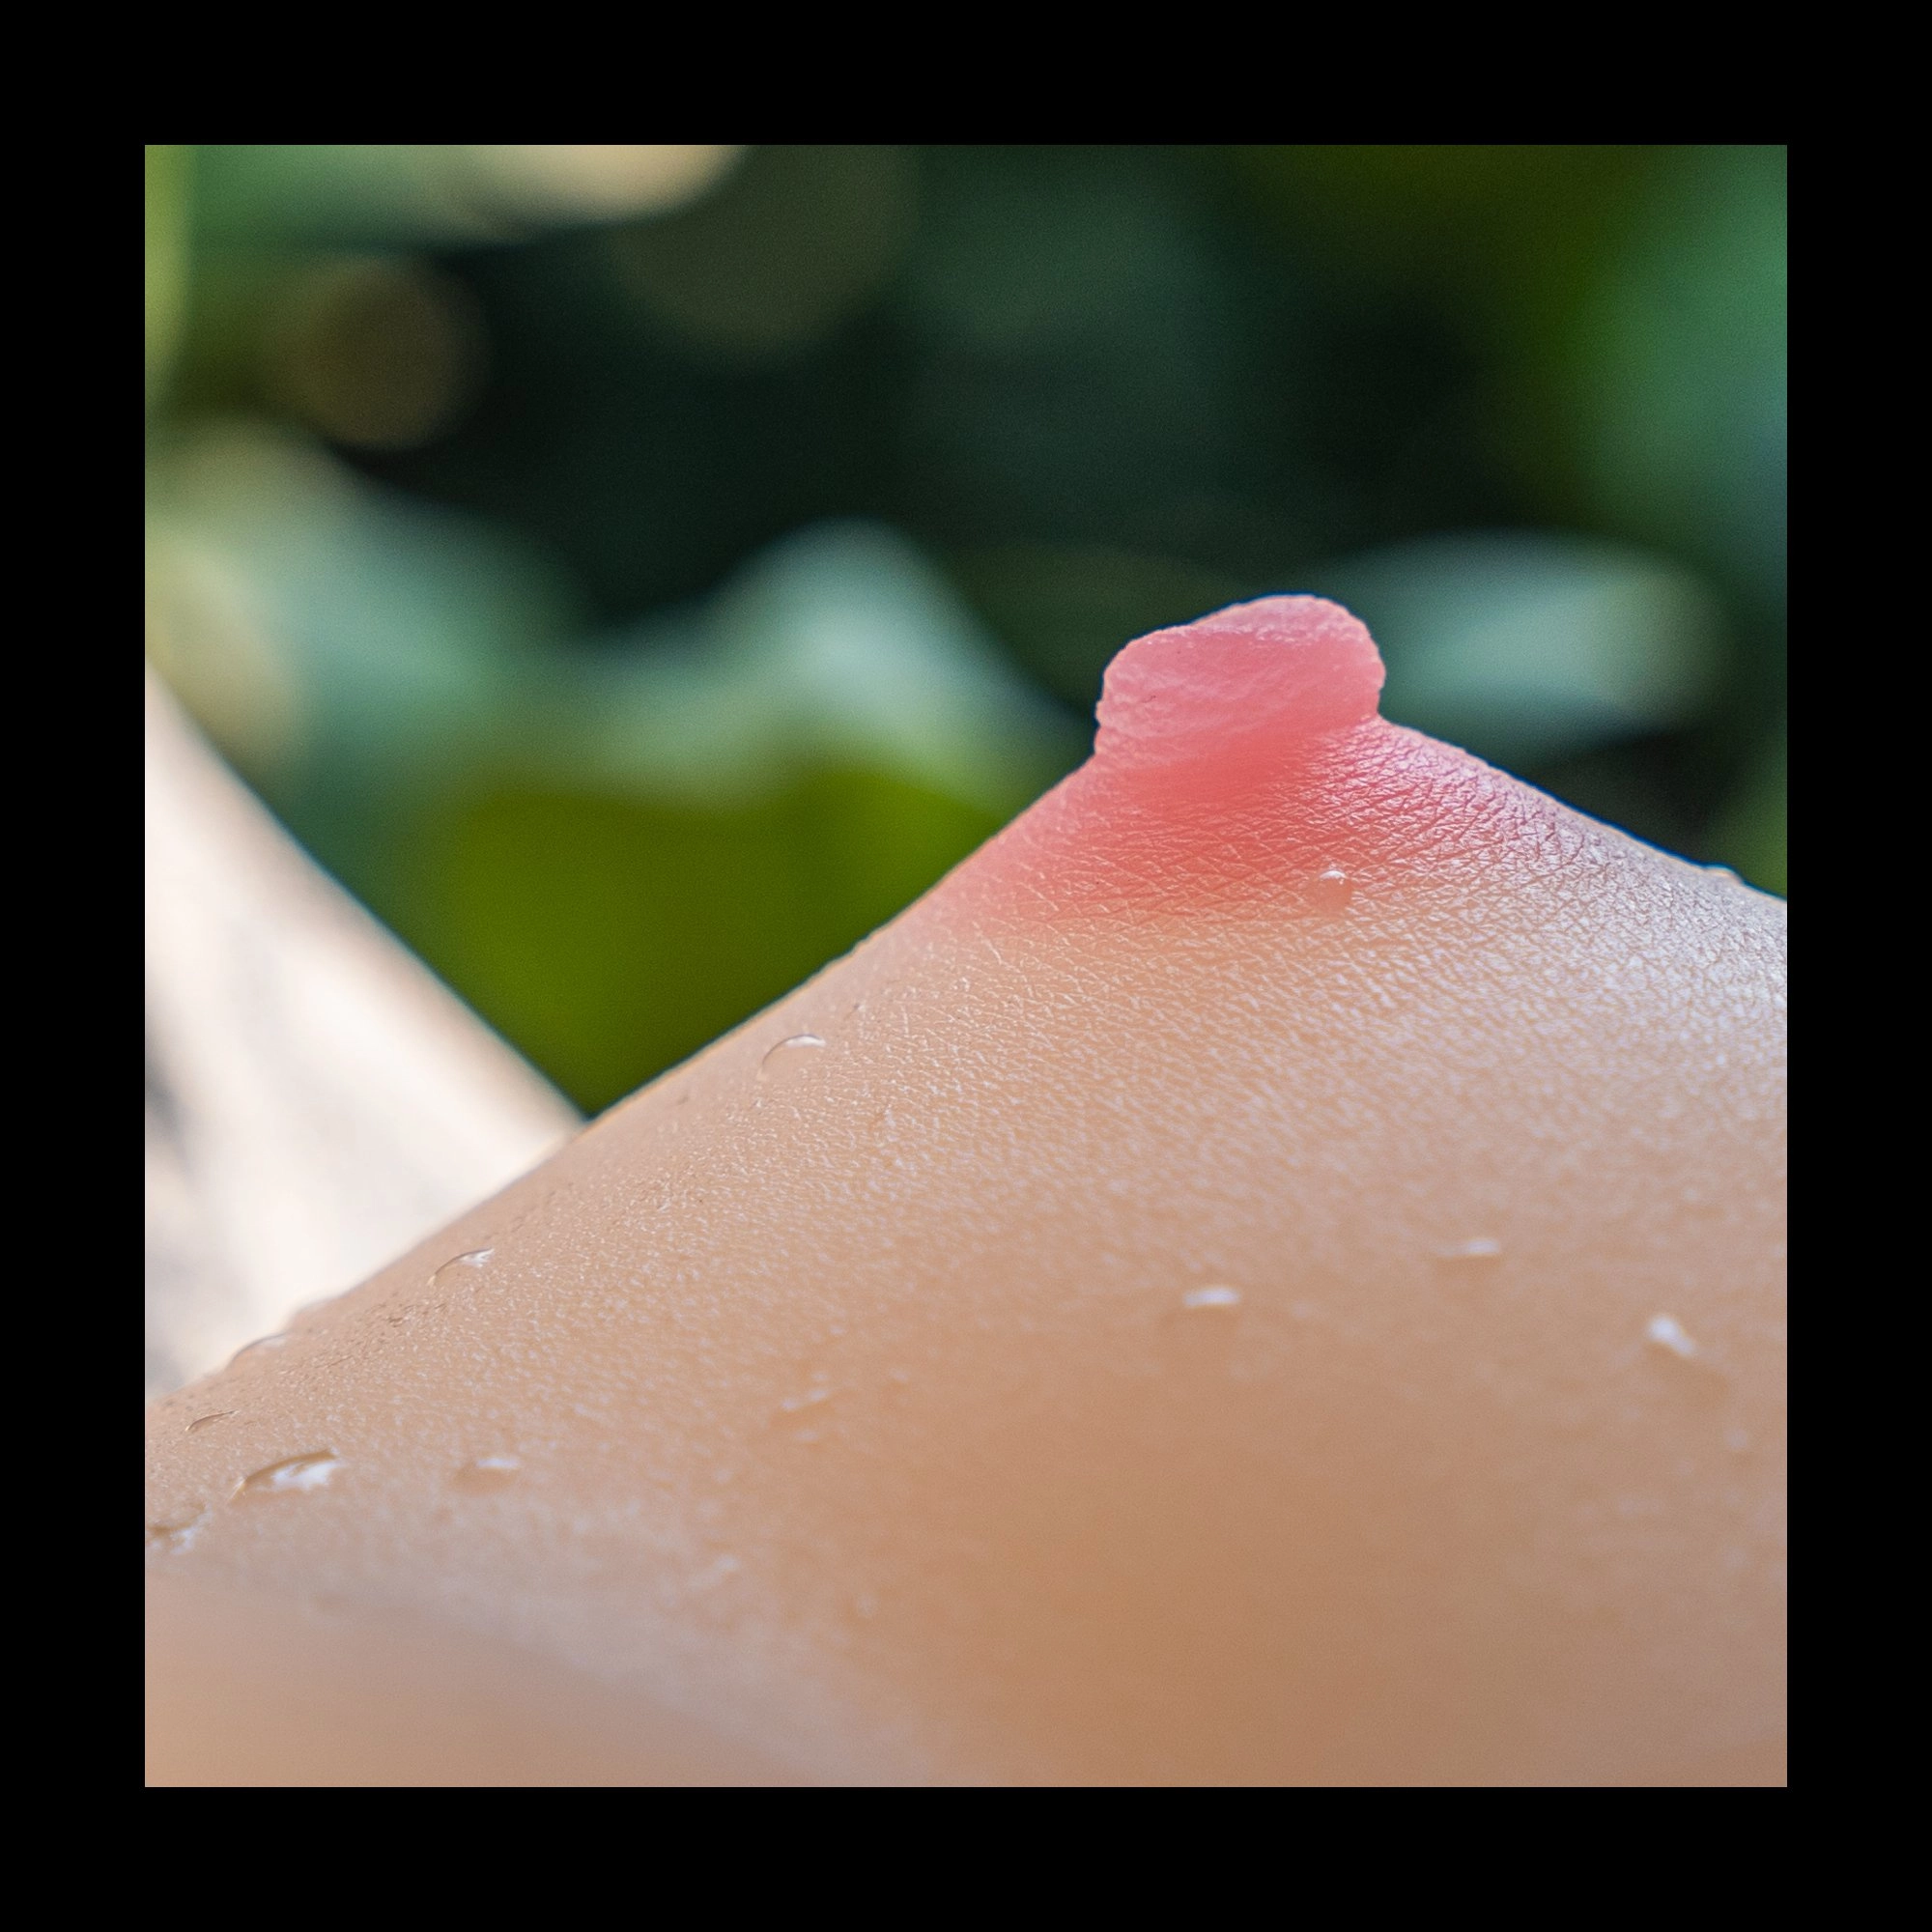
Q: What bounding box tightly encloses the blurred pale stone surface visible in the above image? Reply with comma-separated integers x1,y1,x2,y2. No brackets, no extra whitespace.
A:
145,674,579,1398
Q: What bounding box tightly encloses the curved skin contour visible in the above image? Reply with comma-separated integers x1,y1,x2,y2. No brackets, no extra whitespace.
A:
146,598,1786,1786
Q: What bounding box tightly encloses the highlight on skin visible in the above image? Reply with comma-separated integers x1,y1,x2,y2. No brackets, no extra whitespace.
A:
146,597,1787,1786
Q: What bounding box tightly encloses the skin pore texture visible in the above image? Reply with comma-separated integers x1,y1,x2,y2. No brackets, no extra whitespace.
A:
145,598,1787,1786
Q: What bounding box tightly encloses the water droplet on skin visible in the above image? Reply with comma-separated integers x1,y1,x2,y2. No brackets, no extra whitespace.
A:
688,1553,742,1593
852,1591,880,1620
227,1333,289,1365
234,1451,343,1498
779,1383,836,1414
1646,1314,1699,1360
185,1411,235,1435
146,1516,204,1553
887,1366,913,1385
1180,1285,1242,1311
759,1033,826,1083
1435,1237,1503,1264
431,1248,495,1285
792,1428,825,1445
1309,866,1354,910
450,1455,522,1493
1724,1427,1752,1456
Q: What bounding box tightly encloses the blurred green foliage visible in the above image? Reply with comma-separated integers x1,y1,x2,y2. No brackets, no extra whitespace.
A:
146,145,1786,1112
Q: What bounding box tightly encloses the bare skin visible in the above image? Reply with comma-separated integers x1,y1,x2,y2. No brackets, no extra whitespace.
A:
145,600,1786,1785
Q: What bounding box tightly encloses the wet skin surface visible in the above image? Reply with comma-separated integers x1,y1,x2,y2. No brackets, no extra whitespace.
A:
146,600,1785,1784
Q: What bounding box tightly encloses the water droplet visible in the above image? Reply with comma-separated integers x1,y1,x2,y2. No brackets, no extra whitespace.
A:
688,1553,742,1593
852,1591,880,1620
431,1247,495,1284
759,1033,826,1087
233,1451,342,1498
1723,1427,1752,1456
778,1383,836,1414
887,1366,913,1385
227,1332,288,1366
185,1410,235,1435
146,1516,204,1553
1705,864,1744,885
1645,1314,1698,1360
450,1454,522,1493
1310,866,1354,910
1179,1285,1242,1312
791,1428,825,1445
1435,1237,1503,1264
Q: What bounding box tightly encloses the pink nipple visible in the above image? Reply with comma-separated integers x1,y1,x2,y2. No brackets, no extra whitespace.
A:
1094,596,1384,772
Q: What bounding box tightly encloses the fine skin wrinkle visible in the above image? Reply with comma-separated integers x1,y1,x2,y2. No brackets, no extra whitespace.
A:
146,598,1786,1786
